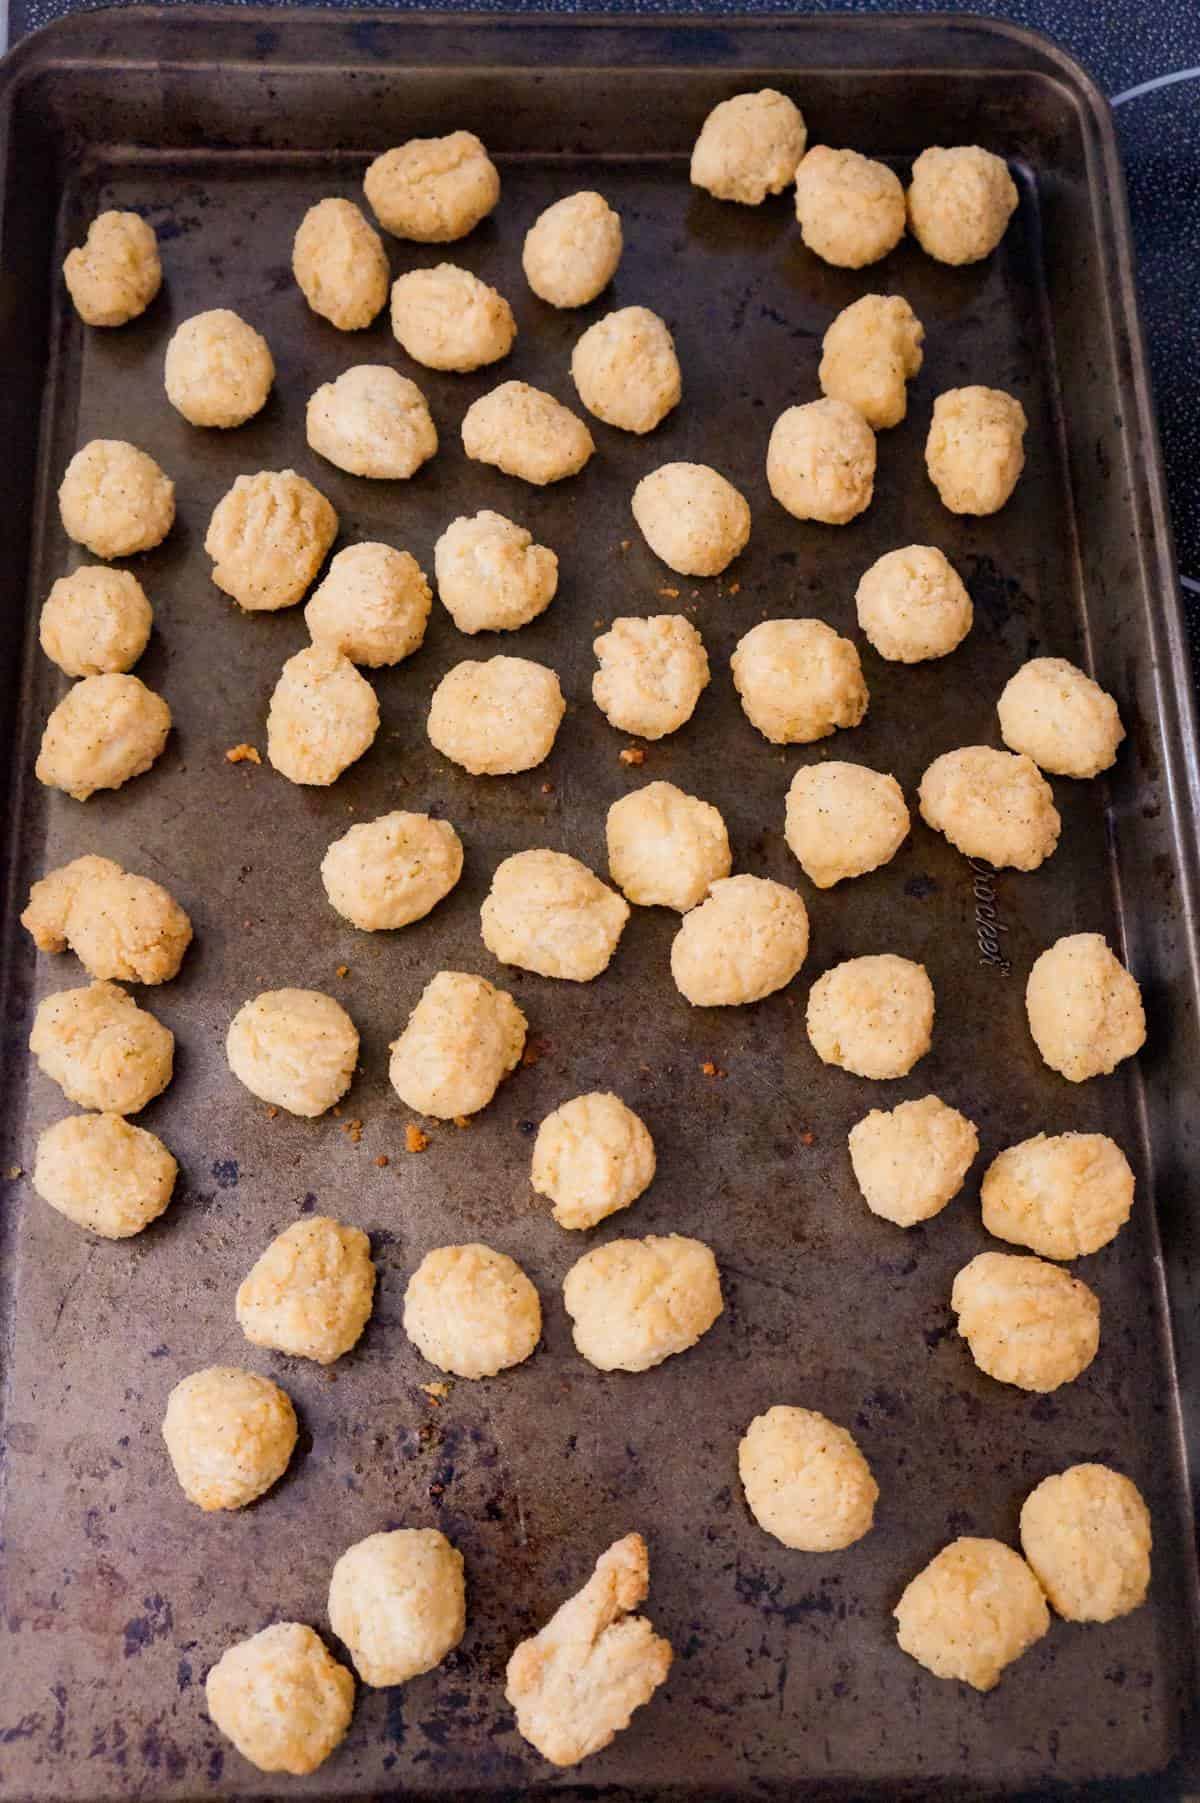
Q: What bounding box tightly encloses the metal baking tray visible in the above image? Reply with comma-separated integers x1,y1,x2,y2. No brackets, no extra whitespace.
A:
1,9,1198,1799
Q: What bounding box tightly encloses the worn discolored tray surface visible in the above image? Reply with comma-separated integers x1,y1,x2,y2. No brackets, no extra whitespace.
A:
0,12,1197,1801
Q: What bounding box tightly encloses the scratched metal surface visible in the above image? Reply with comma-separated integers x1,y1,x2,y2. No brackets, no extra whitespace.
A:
0,13,1198,1801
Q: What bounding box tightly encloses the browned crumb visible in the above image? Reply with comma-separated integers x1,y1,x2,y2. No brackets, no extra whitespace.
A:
619,539,632,552
420,1380,449,1403
332,1105,342,1117
727,581,741,595
225,743,261,765
405,1123,430,1154
799,1130,815,1147
266,1105,279,1120
375,1154,389,1168
658,586,680,599
336,964,350,978
341,1118,364,1146
453,1115,471,1130
6,1166,22,1181
701,1060,717,1077
619,746,646,767
541,782,554,795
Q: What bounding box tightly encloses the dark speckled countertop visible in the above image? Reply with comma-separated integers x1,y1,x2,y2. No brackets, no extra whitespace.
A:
7,0,1200,679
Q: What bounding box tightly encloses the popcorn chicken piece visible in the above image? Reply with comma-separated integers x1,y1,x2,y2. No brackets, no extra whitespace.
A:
908,145,1018,266
564,1233,722,1372
206,1623,353,1776
855,544,973,662
329,1530,465,1686
785,761,909,888
571,307,680,435
462,381,594,485
389,970,526,1119
532,1092,655,1230
606,780,730,912
30,981,173,1114
807,954,934,1080
364,131,499,241
794,146,906,267
435,511,557,634
952,1251,1100,1392
739,1406,878,1550
1020,1465,1151,1622
428,656,564,774
162,1366,297,1511
36,673,171,801
631,461,750,577
267,644,379,786
523,190,623,308
690,89,807,204
506,1534,672,1767
226,987,358,1118
306,364,437,479
593,614,709,738
926,386,1027,514
237,1217,375,1364
391,263,515,371
39,566,152,676
482,849,629,982
998,656,1125,778
22,854,191,983
982,1131,1134,1259
321,811,462,931
895,1538,1049,1692
1025,933,1145,1082
849,1095,978,1227
292,196,389,330
305,542,431,666
819,294,924,429
671,875,809,1006
59,439,174,560
63,210,161,326
767,397,876,524
164,308,274,428
403,1242,541,1379
919,745,1060,871
32,1112,176,1238
732,618,868,744
205,469,337,612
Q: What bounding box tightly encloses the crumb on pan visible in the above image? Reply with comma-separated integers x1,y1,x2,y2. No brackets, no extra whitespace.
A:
619,746,646,766
225,743,262,765
405,1123,430,1153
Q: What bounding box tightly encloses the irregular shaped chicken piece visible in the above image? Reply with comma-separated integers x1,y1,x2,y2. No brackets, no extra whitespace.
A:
505,1533,672,1767
690,89,807,205
63,210,161,327
22,854,192,984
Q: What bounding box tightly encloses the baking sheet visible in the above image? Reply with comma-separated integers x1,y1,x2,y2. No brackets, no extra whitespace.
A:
0,11,1198,1799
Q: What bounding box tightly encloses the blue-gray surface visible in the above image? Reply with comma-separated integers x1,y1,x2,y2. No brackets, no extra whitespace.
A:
10,0,1200,669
